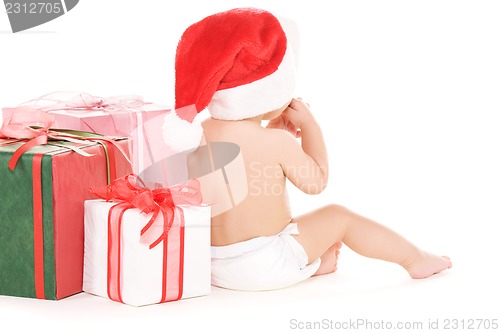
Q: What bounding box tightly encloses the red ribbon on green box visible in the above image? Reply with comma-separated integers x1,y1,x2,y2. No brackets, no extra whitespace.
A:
0,107,129,299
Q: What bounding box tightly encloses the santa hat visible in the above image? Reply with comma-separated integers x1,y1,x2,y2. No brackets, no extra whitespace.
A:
163,7,296,151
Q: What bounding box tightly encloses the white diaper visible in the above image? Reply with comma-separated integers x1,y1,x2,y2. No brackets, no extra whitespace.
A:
211,223,321,291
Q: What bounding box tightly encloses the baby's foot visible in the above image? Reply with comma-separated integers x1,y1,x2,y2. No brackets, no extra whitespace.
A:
313,242,342,276
404,250,452,279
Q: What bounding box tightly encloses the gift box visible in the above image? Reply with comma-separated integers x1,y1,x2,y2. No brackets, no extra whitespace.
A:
83,177,211,306
2,92,174,174
0,138,131,300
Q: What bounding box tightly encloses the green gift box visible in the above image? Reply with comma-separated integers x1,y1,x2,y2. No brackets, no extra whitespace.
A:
0,138,130,300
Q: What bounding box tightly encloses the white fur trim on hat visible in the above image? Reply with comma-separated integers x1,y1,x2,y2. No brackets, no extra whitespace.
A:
208,44,296,121
162,110,203,152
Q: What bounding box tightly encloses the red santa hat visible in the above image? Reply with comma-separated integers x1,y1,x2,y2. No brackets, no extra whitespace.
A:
163,7,296,151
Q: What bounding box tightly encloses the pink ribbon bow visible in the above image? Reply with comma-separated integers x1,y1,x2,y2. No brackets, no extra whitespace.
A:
0,107,54,170
2,91,148,137
4,91,145,113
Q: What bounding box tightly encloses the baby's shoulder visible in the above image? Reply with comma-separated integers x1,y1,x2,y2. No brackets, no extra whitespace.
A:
247,126,292,146
202,118,298,153
261,127,299,146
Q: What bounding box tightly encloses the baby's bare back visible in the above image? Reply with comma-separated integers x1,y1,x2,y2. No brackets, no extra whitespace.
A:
202,118,293,246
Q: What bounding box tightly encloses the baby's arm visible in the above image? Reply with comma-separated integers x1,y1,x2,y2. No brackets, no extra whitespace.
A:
272,98,328,194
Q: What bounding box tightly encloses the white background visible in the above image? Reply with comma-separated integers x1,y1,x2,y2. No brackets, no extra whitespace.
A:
1,1,499,332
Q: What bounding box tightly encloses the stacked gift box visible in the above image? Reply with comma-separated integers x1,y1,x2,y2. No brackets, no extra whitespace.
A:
0,92,211,306
2,92,176,174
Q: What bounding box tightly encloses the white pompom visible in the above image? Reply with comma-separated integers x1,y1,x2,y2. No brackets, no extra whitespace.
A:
162,111,203,152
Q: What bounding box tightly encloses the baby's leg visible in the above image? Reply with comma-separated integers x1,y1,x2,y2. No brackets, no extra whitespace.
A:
292,204,451,279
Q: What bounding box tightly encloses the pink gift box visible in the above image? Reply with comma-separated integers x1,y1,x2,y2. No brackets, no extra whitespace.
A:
2,93,175,174
50,104,174,174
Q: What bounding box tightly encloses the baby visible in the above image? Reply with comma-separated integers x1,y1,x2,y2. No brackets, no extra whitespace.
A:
172,8,451,291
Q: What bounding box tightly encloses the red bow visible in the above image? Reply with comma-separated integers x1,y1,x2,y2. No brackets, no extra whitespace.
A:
91,174,203,249
91,174,203,303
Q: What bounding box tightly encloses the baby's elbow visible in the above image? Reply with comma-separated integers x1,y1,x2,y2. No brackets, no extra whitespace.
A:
311,181,328,195
299,178,328,195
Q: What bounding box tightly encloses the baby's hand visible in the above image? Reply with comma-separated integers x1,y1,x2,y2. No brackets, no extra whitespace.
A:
283,98,314,130
266,98,314,137
266,111,301,137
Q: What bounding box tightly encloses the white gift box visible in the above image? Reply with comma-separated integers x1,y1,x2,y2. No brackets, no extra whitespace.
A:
83,199,211,306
